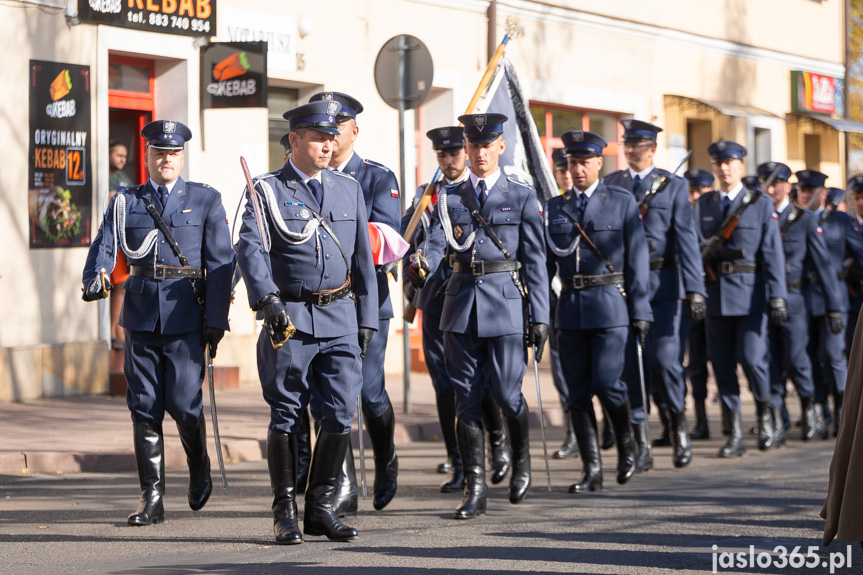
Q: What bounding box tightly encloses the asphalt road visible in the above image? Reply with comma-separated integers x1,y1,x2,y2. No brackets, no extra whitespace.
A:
0,435,858,575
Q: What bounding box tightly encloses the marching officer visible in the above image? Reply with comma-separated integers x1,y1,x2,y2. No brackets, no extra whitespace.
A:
236,100,378,543
303,91,402,514
402,126,511,493
681,168,715,440
761,162,841,444
545,130,650,493
82,120,233,525
411,113,549,519
797,172,863,437
845,176,863,357
695,140,787,457
603,119,704,470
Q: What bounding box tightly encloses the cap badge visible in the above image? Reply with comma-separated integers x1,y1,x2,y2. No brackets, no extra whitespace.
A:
164,121,176,134
474,115,487,130
573,132,583,142
439,128,450,137
716,141,727,150
326,101,340,116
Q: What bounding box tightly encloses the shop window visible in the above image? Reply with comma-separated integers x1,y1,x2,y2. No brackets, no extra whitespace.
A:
267,87,299,170
687,119,713,172
754,128,772,169
804,133,821,169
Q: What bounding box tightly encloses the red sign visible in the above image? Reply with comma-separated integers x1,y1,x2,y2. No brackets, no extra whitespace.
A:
792,71,845,116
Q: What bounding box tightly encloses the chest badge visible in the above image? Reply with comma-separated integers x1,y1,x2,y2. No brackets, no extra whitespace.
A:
301,209,310,219
453,225,463,239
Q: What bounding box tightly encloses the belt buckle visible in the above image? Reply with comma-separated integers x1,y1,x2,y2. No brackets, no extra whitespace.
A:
154,264,167,281
471,261,485,276
720,261,734,275
572,276,584,289
316,290,333,306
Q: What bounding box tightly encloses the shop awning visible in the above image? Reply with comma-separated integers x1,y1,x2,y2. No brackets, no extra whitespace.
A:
793,113,863,134
666,95,781,119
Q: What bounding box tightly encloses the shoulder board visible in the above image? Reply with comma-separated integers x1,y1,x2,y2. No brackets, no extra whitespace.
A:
253,171,280,183
330,169,357,181
604,184,635,197
654,168,672,178
506,176,531,188
186,181,219,194
363,158,393,173
118,184,144,194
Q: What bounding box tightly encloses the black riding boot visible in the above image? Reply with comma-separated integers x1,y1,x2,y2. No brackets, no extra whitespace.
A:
800,396,817,441
814,402,829,439
331,436,358,518
176,413,212,511
366,402,398,511
771,404,786,448
690,399,710,440
569,410,602,493
481,392,511,484
303,429,358,541
756,400,775,451
267,430,302,544
669,410,692,468
632,420,653,473
553,411,579,459
506,406,531,504
454,418,487,519
607,401,637,485
436,392,459,474
128,423,166,526
600,405,615,450
717,405,746,457
296,408,312,494
653,408,672,447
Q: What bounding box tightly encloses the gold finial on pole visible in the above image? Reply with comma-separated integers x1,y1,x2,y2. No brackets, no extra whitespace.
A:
505,16,522,39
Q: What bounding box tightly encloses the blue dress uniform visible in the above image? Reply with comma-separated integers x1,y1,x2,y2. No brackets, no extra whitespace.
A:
400,126,512,493
603,119,705,470
545,130,651,494
422,113,549,517
681,168,714,440
82,120,233,526
237,101,377,543
760,163,842,445
845,176,863,359
695,140,787,457
308,91,402,512
803,176,863,437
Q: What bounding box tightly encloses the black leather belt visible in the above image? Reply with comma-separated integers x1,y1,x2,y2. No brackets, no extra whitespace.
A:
650,256,678,271
561,272,624,289
718,261,762,275
290,279,352,306
130,265,203,280
452,260,522,276
787,278,806,290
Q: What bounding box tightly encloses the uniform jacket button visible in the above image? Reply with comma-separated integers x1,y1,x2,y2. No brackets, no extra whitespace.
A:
324,274,330,279
325,254,330,260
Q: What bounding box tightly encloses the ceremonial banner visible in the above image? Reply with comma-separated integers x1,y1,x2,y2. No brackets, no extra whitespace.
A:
29,60,92,249
472,57,557,202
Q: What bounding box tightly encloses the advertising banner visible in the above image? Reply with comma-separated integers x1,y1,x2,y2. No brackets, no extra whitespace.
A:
29,60,92,249
200,41,267,109
792,71,845,116
77,0,216,38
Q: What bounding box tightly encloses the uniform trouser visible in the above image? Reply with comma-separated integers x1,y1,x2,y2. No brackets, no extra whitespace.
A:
809,313,848,401
444,327,528,423
623,299,687,422
557,327,629,413
548,324,569,407
705,313,770,413
846,298,862,360
422,312,454,397
124,329,204,427
768,309,814,408
259,329,363,434
683,317,709,402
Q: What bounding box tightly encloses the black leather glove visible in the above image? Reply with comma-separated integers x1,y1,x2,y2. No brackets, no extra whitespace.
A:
380,261,399,282
403,281,417,303
768,297,787,327
358,327,375,360
258,293,289,337
632,320,651,345
827,311,845,335
527,323,550,363
82,275,112,302
203,327,225,358
549,289,559,319
687,292,707,322
407,263,427,288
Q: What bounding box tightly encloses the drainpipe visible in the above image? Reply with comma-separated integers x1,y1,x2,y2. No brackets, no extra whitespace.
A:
488,0,497,62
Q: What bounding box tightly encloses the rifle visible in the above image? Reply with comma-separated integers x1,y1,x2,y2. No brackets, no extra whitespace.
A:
819,189,847,226
700,167,780,282
637,150,692,216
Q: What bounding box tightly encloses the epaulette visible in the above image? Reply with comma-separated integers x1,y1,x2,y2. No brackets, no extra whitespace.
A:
253,171,280,183
363,158,393,173
118,184,143,194
187,181,219,194
506,176,531,188
605,183,636,197
330,169,357,181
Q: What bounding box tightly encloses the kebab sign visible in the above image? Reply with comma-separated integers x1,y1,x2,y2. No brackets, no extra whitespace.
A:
200,41,267,109
29,60,92,248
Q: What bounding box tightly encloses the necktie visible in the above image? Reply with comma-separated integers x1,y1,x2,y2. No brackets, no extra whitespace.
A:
158,185,168,214
577,192,588,222
477,179,487,207
307,178,322,206
632,175,641,194
721,195,732,218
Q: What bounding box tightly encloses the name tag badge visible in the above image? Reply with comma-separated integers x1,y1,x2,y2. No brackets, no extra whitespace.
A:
182,209,192,214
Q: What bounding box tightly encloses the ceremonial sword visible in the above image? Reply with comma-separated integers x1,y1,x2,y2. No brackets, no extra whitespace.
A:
206,345,228,489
